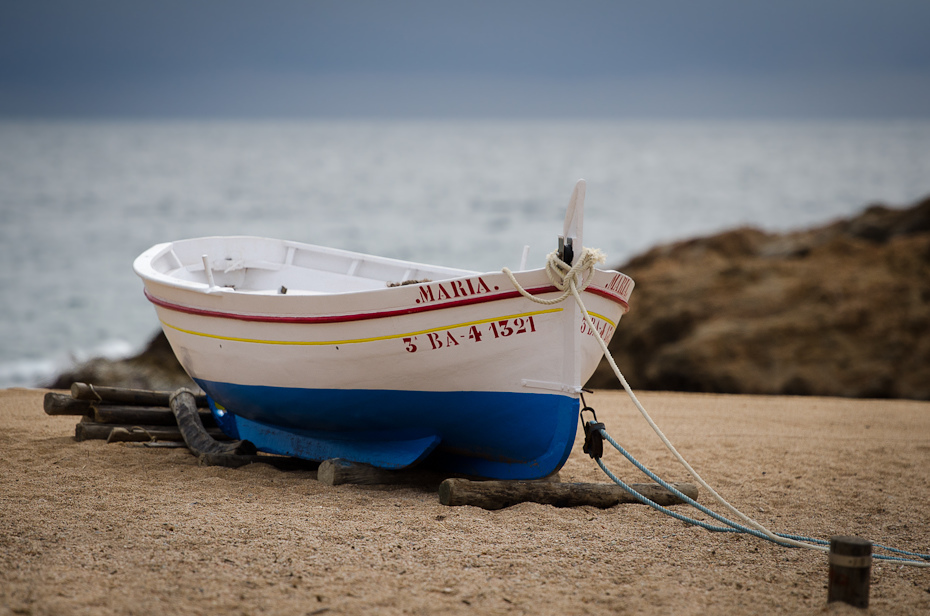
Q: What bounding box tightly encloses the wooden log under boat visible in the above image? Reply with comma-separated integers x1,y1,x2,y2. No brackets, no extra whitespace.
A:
70,382,209,408
93,405,216,427
438,478,699,510
43,392,93,416
74,421,229,443
317,458,562,487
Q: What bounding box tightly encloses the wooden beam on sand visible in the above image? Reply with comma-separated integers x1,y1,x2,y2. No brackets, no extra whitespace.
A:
74,421,229,443
53,384,319,473
43,392,93,416
46,390,215,428
70,382,209,408
93,405,216,428
438,478,699,510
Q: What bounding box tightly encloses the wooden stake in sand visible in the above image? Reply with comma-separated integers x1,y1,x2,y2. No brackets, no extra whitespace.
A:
828,536,871,609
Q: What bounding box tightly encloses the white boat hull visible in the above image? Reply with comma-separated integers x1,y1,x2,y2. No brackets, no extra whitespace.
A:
134,213,634,478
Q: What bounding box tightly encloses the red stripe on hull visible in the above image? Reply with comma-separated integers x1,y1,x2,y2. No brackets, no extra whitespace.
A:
144,284,629,324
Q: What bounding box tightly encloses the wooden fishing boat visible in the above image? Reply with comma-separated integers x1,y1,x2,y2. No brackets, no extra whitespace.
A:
133,180,634,479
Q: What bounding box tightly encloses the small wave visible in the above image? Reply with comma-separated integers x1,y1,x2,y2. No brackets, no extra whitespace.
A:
69,339,136,364
0,338,137,389
0,358,60,389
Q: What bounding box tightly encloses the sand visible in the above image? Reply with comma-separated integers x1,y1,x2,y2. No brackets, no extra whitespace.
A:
1,387,928,615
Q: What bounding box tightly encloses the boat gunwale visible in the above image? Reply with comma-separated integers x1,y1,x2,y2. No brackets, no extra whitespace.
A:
143,280,629,325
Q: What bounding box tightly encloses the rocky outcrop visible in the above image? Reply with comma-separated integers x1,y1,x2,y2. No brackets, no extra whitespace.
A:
587,196,930,399
46,330,195,391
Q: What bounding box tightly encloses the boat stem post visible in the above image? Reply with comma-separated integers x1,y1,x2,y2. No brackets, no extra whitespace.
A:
560,179,587,398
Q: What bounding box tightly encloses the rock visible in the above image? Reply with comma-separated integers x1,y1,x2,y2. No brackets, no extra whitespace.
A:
45,330,196,391
588,196,930,400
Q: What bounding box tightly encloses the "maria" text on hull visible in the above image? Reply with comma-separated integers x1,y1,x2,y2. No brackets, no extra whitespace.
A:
415,277,499,304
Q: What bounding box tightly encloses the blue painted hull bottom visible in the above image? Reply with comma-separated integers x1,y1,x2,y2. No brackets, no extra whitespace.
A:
196,379,580,480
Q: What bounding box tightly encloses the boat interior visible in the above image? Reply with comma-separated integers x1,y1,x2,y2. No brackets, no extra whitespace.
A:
147,237,477,295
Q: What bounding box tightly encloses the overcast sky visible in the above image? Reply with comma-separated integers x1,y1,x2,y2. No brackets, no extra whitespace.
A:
2,1,929,118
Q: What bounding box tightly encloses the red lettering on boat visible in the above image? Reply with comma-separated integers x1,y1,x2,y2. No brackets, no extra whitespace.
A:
605,274,632,297
436,284,453,301
451,280,469,297
414,277,498,304
417,286,435,304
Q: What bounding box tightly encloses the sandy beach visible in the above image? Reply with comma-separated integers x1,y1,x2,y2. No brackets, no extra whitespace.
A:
1,387,928,615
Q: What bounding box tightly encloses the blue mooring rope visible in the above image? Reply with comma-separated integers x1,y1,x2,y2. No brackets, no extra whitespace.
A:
591,422,930,565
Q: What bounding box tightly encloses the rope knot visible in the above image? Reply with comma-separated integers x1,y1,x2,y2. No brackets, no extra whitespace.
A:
502,246,606,307
545,247,605,293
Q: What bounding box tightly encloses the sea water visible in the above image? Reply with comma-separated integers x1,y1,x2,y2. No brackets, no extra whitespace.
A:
1,119,929,387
